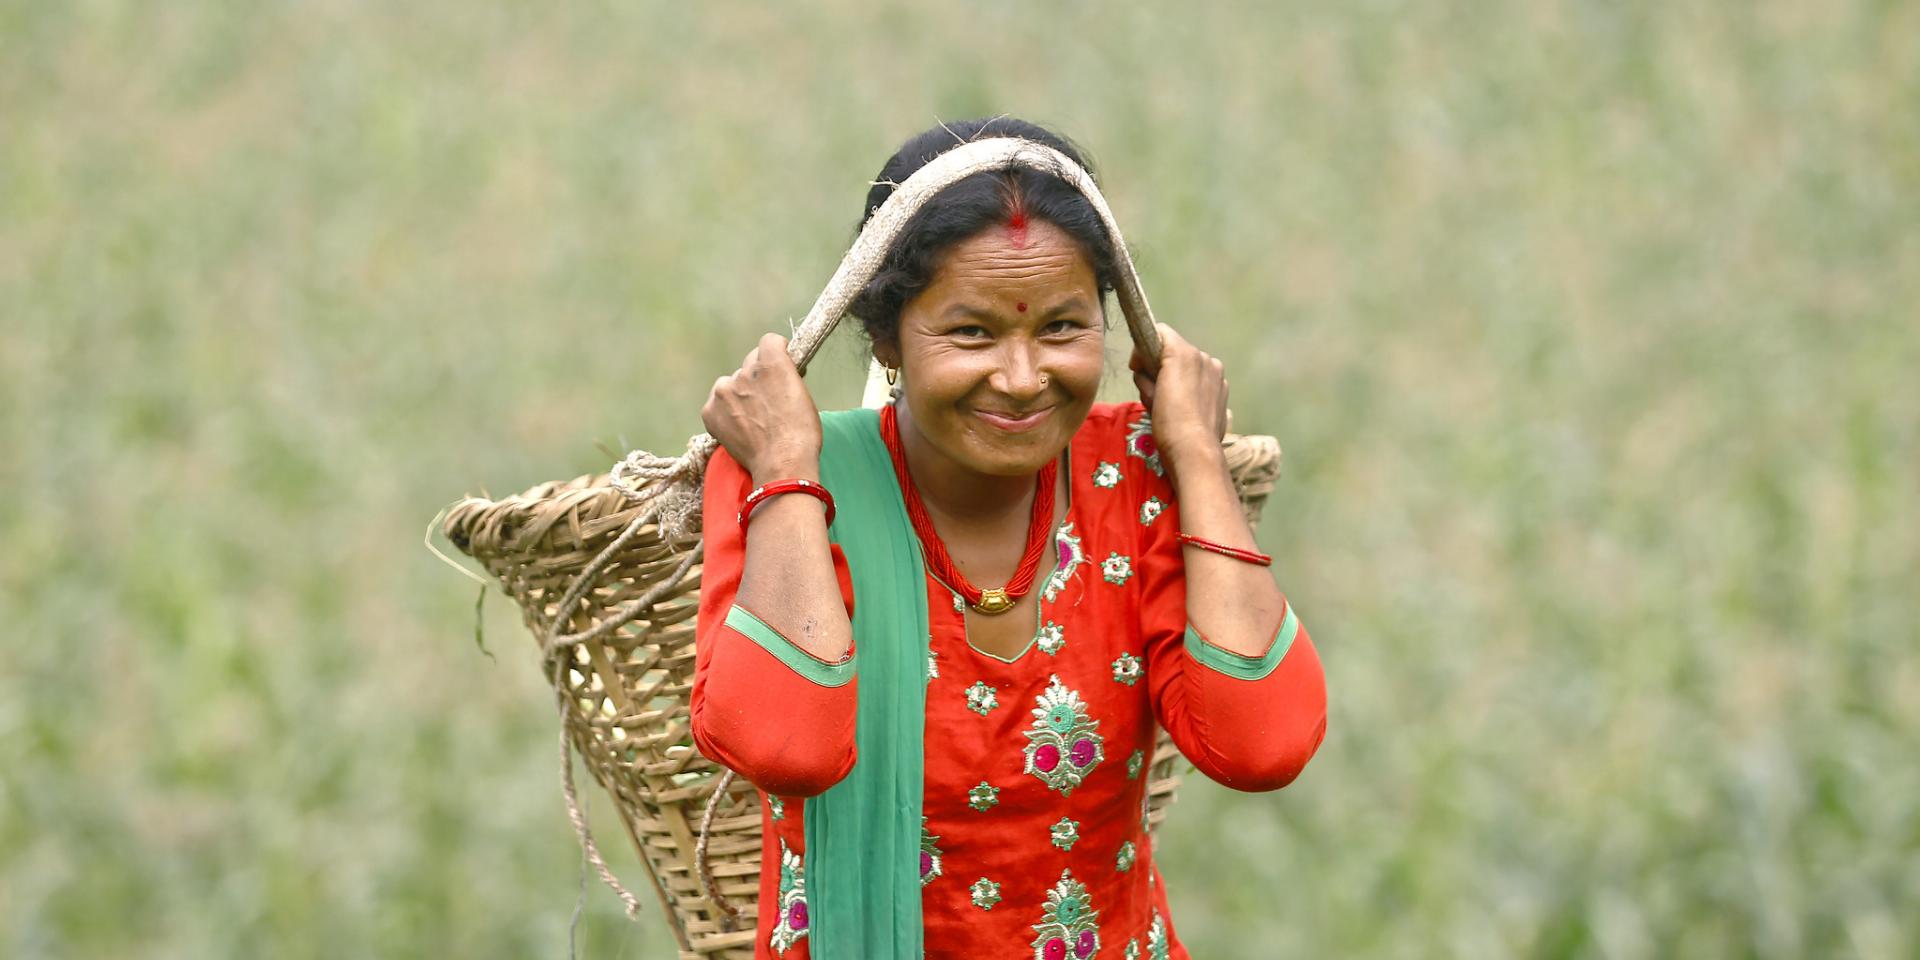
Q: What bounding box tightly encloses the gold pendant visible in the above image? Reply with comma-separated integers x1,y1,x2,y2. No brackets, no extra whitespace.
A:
972,588,1015,615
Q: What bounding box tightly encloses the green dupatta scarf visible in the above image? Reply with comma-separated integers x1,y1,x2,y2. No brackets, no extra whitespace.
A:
804,407,930,958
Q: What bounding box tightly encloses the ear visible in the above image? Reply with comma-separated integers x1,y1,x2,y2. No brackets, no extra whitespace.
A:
872,338,902,369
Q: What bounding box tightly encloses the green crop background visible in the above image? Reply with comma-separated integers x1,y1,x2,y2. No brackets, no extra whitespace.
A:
3,2,1916,957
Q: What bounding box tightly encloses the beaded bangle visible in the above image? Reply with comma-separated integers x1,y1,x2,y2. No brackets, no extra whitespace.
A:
739,479,835,531
1176,533,1272,567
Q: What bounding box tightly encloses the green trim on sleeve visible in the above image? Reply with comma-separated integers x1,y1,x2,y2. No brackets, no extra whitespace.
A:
725,604,856,688
1185,602,1301,681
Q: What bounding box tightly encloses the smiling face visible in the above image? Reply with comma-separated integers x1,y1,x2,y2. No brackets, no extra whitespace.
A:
876,218,1107,479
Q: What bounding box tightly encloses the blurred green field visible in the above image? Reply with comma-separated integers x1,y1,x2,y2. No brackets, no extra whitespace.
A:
3,2,1917,957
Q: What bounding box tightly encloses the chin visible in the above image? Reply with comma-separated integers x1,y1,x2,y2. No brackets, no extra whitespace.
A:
958,424,1077,477
970,449,1058,477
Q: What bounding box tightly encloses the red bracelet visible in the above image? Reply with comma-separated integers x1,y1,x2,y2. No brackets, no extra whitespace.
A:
1176,533,1272,567
739,479,835,531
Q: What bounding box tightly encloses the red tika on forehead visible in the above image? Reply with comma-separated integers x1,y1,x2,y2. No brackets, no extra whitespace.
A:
1005,206,1029,247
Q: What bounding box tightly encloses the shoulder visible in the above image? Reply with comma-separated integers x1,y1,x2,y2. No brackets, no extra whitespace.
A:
1075,401,1164,485
1076,401,1151,448
818,407,880,436
706,442,746,484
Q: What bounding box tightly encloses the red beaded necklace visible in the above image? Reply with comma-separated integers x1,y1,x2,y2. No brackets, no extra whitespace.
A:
880,403,1057,615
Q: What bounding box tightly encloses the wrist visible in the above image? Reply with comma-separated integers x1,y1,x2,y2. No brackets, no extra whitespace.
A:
1158,434,1226,471
749,456,821,487
740,477,835,531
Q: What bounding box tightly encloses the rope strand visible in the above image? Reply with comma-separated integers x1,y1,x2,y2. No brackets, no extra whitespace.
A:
694,769,744,928
554,659,643,919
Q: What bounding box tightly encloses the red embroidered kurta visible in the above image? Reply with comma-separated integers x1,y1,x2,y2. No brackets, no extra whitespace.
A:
691,403,1327,959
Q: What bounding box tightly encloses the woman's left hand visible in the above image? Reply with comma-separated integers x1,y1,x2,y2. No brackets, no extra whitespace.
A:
1129,321,1228,465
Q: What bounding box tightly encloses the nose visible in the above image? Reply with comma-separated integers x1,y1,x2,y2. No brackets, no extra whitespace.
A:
991,339,1047,402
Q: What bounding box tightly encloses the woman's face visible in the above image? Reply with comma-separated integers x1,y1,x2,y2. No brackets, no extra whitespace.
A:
880,218,1106,478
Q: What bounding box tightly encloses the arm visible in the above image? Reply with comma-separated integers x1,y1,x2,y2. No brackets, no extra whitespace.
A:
1130,325,1328,789
687,334,860,797
1135,453,1327,791
733,447,853,665
1167,439,1290,654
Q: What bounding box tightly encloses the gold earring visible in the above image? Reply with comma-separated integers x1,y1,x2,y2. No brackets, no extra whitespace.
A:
885,365,899,386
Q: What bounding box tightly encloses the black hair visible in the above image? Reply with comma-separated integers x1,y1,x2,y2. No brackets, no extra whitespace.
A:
849,117,1118,350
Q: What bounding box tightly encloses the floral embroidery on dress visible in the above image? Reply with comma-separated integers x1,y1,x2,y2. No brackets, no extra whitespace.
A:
1138,496,1164,526
970,877,1003,910
1030,869,1101,960
1042,523,1084,602
921,816,943,887
965,681,1000,716
1092,461,1122,488
1023,675,1105,795
767,794,785,821
1050,817,1081,851
1102,552,1133,586
952,591,967,612
1035,620,1066,656
928,649,940,680
968,781,1001,812
1111,653,1143,686
1115,840,1137,873
1146,910,1170,960
1126,415,1164,476
1127,749,1145,780
1124,940,1141,960
770,839,809,954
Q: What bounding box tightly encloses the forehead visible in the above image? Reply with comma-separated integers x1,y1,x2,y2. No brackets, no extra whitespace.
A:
922,219,1097,303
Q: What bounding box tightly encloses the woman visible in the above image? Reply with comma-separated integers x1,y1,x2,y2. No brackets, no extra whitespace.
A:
691,117,1327,959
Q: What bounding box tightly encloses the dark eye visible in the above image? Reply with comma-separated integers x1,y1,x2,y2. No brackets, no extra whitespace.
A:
951,324,991,339
1043,319,1081,335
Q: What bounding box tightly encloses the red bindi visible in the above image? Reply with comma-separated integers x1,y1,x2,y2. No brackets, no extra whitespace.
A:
1016,301,1028,312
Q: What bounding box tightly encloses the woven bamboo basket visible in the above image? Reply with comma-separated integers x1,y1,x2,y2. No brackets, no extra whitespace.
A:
439,139,1285,958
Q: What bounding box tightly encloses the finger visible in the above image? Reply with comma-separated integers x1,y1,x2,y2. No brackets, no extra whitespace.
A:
1130,340,1163,379
758,333,795,370
1155,322,1188,353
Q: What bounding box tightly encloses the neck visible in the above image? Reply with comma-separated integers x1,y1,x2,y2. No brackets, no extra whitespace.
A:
894,401,1038,521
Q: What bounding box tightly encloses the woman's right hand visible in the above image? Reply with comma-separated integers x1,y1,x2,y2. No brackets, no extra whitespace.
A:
701,333,823,483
